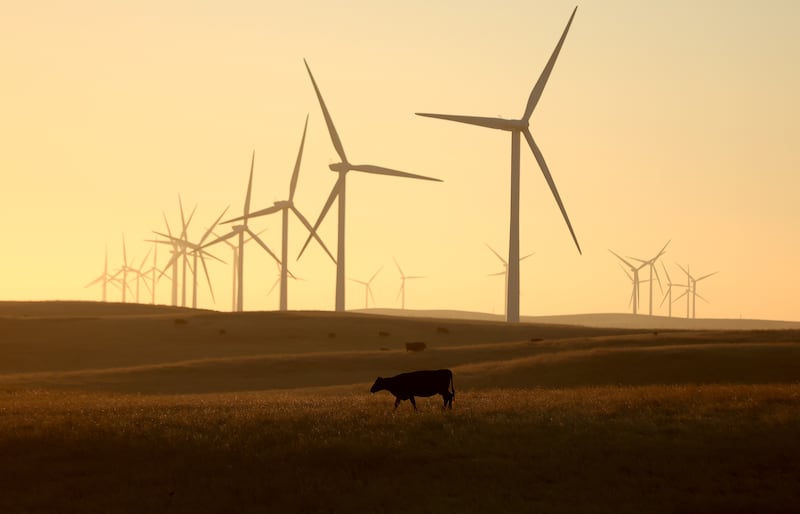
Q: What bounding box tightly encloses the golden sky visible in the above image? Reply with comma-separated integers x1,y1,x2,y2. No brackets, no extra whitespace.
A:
2,1,798,320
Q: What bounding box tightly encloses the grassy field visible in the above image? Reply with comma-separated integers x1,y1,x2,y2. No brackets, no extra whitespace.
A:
2,386,799,514
1,303,799,512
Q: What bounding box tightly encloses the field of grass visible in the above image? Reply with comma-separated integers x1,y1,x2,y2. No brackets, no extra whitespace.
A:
1,303,799,512
2,385,799,513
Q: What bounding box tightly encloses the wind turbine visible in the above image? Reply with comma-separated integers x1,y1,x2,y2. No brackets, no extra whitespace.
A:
203,151,281,312
393,258,425,310
159,198,196,306
224,116,334,311
154,208,227,309
85,247,118,302
416,7,581,323
298,59,442,313
486,243,534,317
131,248,152,304
659,262,684,318
349,266,382,309
675,265,718,319
628,240,670,316
610,249,647,315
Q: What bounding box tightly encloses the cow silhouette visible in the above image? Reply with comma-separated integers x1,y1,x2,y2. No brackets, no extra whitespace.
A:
370,369,455,410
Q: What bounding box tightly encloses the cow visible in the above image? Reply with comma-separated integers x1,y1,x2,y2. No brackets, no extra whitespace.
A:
370,369,455,410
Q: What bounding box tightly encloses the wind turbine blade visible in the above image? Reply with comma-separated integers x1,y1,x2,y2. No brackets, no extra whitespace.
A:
393,257,404,277
488,271,506,277
162,212,175,243
350,164,442,182
654,239,671,260
609,249,634,269
368,287,376,307
695,271,718,282
178,195,187,235
369,266,383,284
289,114,309,202
484,243,507,266
230,204,282,223
85,275,104,288
201,230,239,249
673,290,689,303
659,288,670,307
291,206,336,264
138,247,152,271
199,254,215,304
304,59,348,163
249,229,281,266
348,278,367,286
695,292,710,304
406,276,425,280
415,113,517,132
617,263,633,281
661,261,672,284
653,264,663,294
298,178,342,260
244,150,255,220
268,277,281,296
122,234,128,267
523,6,578,121
520,252,536,262
677,263,692,280
200,207,230,245
524,130,581,254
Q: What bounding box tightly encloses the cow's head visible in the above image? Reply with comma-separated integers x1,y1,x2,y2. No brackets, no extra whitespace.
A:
370,377,384,393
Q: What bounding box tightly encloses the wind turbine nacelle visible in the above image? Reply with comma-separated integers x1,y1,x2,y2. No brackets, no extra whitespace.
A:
329,162,349,173
274,200,291,209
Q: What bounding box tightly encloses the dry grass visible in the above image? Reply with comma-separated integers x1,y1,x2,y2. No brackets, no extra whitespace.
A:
1,385,799,514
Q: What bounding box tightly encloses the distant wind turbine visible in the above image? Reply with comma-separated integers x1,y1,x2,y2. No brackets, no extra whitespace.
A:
203,151,281,312
486,243,534,317
85,246,118,302
159,197,196,307
675,265,718,319
224,116,334,311
610,249,647,315
659,262,684,318
628,240,670,316
349,267,382,309
416,6,582,323
298,59,442,312
154,208,228,309
394,258,425,310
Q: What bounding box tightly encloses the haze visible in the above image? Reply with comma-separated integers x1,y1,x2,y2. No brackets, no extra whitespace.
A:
2,1,798,321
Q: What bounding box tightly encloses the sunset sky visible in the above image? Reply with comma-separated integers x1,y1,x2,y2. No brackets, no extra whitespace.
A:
2,1,798,320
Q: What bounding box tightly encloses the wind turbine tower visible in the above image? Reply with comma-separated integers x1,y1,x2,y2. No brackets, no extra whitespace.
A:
416,7,582,322
224,116,334,311
486,243,534,317
299,60,442,313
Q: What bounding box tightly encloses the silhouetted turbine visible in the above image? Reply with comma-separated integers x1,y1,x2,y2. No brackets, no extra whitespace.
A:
299,59,442,313
203,151,281,312
393,258,425,310
225,116,334,311
486,243,534,317
610,249,647,315
416,6,581,323
349,266,382,309
628,240,670,316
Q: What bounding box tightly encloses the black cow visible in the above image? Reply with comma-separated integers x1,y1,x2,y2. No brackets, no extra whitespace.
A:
370,369,455,410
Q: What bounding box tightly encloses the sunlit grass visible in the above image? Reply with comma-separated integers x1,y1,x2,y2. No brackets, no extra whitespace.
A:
2,385,799,513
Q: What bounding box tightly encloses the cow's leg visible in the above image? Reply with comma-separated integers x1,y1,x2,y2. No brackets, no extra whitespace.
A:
409,396,417,410
394,397,401,409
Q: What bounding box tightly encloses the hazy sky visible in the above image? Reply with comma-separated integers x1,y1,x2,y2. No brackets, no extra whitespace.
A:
2,1,798,320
